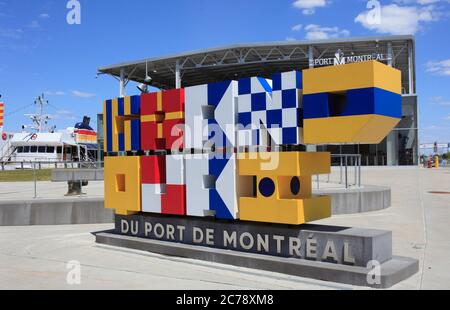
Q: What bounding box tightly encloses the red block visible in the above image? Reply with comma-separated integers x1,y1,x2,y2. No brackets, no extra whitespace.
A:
141,93,159,115
141,121,165,150
161,185,186,216
162,89,185,113
141,156,166,184
163,119,184,150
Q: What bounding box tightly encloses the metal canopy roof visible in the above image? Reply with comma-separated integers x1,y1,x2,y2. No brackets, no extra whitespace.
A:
98,35,415,93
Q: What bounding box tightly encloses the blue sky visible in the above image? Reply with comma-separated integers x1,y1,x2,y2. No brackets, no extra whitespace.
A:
0,0,449,144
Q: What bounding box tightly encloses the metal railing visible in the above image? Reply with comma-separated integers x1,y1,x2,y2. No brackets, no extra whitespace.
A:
1,160,104,171
315,154,362,189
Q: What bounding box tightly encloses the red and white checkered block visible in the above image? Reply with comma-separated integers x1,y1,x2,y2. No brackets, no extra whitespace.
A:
141,155,186,216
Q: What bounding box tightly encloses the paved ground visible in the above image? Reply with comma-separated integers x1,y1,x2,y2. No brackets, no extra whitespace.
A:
0,167,449,290
0,181,104,200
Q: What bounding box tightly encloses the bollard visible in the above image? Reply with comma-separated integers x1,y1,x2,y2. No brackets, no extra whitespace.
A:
435,156,439,169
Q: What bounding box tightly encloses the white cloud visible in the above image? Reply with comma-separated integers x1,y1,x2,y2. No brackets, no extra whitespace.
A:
53,110,77,121
355,4,439,35
39,13,50,19
286,37,297,41
428,96,450,105
44,91,66,96
291,24,303,31
72,90,96,98
426,59,450,76
292,0,328,15
304,24,350,40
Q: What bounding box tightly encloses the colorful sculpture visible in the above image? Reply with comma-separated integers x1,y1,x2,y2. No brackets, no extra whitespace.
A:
103,60,402,225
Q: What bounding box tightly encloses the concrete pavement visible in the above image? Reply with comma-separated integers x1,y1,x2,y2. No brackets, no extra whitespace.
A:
0,167,449,289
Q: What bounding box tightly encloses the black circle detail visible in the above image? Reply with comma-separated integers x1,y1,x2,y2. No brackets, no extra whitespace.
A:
290,177,301,195
259,178,275,197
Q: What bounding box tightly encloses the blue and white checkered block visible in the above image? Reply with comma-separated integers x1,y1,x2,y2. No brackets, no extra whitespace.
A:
237,71,304,146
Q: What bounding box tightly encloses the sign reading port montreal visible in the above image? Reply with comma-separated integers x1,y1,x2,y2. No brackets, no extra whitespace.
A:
114,214,384,267
314,49,388,67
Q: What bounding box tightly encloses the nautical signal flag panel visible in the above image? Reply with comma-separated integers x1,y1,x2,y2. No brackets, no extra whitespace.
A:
103,61,402,225
0,102,4,129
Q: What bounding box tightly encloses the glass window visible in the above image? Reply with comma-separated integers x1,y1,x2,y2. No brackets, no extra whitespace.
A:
31,146,38,153
47,146,55,153
57,146,62,154
24,146,30,153
16,146,23,153
38,146,46,153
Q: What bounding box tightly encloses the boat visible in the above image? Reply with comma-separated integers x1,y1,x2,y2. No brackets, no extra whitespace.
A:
0,94,98,168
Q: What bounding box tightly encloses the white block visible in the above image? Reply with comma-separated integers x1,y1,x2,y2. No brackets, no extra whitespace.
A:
142,184,163,214
281,71,297,90
166,155,185,185
268,90,282,110
185,154,210,217
282,107,298,128
185,84,208,149
238,94,252,113
267,127,282,145
237,129,253,147
251,77,272,94
214,81,238,147
251,110,267,126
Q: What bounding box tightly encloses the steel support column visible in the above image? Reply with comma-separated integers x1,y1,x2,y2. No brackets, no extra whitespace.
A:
119,69,126,98
175,60,181,89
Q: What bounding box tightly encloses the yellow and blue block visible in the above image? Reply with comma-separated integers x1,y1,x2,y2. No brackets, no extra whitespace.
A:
103,95,141,153
302,61,402,144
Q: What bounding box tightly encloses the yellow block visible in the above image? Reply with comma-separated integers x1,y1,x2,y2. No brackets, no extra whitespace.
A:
304,114,400,144
124,120,132,151
303,61,401,95
240,196,331,225
124,96,131,115
238,152,331,177
103,100,108,152
237,152,332,225
104,156,141,215
157,92,163,111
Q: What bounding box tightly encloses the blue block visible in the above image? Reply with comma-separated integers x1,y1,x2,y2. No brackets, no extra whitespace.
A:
296,71,303,89
238,112,252,128
303,93,330,119
298,108,304,127
282,127,297,145
344,87,402,118
208,120,232,148
251,93,267,111
130,95,140,115
282,89,297,109
118,133,125,152
105,100,113,152
131,119,140,151
266,109,282,128
373,88,402,118
118,97,125,116
272,73,282,91
209,189,234,220
239,78,251,95
208,80,231,107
